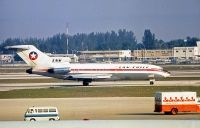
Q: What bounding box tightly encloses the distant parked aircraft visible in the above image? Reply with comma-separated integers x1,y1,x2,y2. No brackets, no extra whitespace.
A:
6,45,170,86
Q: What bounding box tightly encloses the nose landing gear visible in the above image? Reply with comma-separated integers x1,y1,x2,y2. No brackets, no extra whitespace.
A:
148,74,155,85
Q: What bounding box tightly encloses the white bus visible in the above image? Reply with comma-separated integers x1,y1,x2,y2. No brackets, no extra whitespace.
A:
24,106,60,121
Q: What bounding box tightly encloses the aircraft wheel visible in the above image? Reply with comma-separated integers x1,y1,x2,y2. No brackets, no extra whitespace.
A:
83,81,89,86
150,81,154,85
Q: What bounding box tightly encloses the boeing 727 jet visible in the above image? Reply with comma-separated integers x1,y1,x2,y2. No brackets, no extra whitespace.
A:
6,45,170,86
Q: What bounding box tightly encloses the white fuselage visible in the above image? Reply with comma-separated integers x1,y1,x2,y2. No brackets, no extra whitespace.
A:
36,63,170,80
6,45,170,85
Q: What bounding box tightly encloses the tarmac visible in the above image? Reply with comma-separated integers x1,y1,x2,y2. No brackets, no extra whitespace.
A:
0,67,200,121
0,97,200,121
0,80,200,91
0,70,200,91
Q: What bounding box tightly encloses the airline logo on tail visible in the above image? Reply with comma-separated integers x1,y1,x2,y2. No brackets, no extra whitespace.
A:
29,51,38,60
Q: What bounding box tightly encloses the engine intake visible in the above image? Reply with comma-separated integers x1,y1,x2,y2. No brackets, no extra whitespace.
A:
48,67,70,74
26,68,33,74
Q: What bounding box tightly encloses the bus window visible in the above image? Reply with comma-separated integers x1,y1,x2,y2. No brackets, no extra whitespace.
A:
38,109,42,113
49,109,56,112
29,109,34,113
27,109,31,113
43,109,48,113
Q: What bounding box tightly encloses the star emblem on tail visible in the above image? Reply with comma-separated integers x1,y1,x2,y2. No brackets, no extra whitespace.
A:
29,51,38,60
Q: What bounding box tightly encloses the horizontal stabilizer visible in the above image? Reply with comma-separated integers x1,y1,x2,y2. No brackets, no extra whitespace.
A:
5,45,31,50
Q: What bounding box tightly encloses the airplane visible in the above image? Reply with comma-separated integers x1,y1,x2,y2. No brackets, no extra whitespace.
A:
6,45,170,86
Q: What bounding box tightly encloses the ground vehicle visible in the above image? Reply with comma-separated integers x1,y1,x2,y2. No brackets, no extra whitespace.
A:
24,106,59,121
154,92,200,115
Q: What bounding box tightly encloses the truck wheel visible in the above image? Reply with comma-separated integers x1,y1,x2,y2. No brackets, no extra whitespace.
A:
171,108,178,115
30,118,36,121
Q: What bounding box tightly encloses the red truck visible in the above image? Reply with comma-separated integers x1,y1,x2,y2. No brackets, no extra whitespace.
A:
154,92,200,115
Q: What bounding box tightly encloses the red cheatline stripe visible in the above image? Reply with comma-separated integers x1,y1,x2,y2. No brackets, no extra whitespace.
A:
70,68,160,72
35,68,163,73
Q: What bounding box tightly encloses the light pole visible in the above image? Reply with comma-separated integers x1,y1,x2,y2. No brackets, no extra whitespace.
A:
66,23,69,54
135,43,146,63
140,43,146,63
184,39,187,61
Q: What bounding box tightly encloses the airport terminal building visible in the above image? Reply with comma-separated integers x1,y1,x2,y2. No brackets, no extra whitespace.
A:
0,54,14,64
79,50,132,62
173,47,199,61
132,49,173,64
78,41,200,64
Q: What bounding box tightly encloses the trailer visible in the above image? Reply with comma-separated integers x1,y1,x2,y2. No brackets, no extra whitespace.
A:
154,92,200,115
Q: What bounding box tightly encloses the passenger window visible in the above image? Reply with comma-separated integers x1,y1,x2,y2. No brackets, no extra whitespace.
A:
35,109,37,113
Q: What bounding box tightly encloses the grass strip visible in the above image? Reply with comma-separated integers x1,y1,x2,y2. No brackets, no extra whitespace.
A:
0,86,199,99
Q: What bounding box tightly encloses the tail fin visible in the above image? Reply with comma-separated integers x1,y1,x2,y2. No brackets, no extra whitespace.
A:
6,45,52,68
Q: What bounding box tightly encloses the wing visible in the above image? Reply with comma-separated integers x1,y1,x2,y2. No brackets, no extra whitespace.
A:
66,73,112,80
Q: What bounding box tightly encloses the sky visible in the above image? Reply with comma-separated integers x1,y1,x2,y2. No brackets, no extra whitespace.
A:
0,0,200,42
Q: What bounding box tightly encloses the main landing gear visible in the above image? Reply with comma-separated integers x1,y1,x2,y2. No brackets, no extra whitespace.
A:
83,80,92,86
